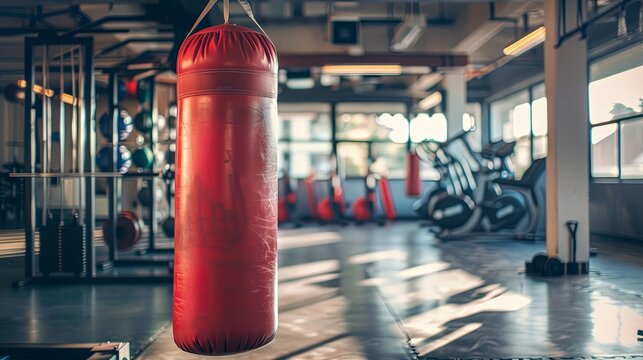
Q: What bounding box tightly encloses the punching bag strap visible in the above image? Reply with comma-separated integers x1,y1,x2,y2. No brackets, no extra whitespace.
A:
223,0,230,24
187,0,219,37
237,0,267,35
187,0,267,39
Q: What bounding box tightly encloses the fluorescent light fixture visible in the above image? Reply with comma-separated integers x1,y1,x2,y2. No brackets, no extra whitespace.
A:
320,74,340,87
418,91,442,110
321,64,402,76
411,72,443,92
286,78,315,90
127,62,157,70
503,26,545,57
391,15,426,52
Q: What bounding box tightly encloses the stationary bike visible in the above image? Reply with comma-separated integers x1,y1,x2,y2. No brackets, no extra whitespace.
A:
277,168,301,227
351,165,396,225
414,138,476,230
317,155,349,225
414,132,544,239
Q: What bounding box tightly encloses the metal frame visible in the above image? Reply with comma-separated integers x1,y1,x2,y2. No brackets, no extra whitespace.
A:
556,0,638,47
16,36,172,287
483,82,546,163
21,36,95,282
101,72,173,270
279,100,415,181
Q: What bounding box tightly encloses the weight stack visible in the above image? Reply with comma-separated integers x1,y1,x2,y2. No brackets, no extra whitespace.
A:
59,222,87,276
38,218,87,277
38,221,59,276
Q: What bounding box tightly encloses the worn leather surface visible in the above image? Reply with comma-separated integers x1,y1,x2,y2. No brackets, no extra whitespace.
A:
174,23,278,355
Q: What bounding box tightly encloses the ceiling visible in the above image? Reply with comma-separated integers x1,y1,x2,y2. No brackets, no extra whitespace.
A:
0,0,612,102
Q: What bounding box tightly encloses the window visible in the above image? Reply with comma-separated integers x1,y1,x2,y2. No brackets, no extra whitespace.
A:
278,103,332,178
337,142,369,177
621,119,643,179
278,103,332,141
489,90,532,177
531,83,548,159
488,83,549,178
589,43,643,179
410,113,447,143
371,143,407,179
335,102,409,179
336,103,407,142
280,142,333,178
464,102,482,153
591,124,619,177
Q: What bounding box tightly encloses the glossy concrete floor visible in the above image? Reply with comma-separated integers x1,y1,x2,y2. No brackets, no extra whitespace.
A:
1,223,643,359
139,224,643,359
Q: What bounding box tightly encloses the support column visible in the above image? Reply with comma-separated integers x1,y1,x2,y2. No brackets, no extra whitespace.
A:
444,68,466,138
544,1,590,267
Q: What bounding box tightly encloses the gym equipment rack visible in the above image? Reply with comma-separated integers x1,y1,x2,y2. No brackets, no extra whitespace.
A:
12,35,171,287
101,71,173,271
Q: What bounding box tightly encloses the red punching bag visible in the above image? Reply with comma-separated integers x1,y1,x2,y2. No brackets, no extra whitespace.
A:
405,151,422,196
174,23,278,355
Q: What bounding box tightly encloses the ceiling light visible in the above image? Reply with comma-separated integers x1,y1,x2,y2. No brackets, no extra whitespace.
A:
286,78,315,90
503,26,545,57
321,65,402,76
391,15,426,52
320,74,340,87
410,73,443,92
285,69,315,90
418,92,443,110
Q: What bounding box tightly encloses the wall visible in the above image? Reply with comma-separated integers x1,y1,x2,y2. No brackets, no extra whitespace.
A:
590,183,643,241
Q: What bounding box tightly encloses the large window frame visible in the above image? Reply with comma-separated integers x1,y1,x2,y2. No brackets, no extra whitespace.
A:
486,81,548,178
588,41,643,181
278,100,414,180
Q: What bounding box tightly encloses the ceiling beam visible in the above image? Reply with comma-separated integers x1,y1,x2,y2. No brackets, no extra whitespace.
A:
454,1,539,54
279,53,468,68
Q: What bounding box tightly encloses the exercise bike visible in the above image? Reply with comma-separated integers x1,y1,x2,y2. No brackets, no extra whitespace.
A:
316,155,349,225
277,168,301,228
414,132,545,239
351,165,397,225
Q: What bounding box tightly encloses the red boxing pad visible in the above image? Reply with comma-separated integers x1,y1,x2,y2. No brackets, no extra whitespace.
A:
174,24,278,355
405,152,422,196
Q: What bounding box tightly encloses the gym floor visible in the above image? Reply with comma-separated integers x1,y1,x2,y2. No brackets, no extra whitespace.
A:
1,223,642,359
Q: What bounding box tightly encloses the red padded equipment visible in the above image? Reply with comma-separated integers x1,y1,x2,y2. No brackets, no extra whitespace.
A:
317,197,335,222
352,197,372,222
379,176,397,220
405,152,422,196
278,198,289,222
303,175,317,218
174,24,278,355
